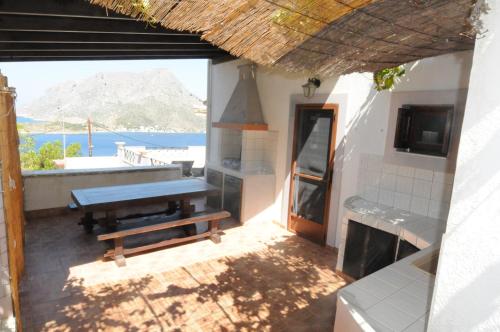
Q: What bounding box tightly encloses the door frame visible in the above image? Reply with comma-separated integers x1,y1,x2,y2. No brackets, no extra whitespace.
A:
287,103,339,245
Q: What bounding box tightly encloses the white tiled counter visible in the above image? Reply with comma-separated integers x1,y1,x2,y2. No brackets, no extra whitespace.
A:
335,245,438,332
334,196,446,332
336,196,446,272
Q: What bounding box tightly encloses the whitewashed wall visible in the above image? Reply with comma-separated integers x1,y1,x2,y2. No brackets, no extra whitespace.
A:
23,166,181,211
208,50,473,248
428,2,500,330
0,171,14,331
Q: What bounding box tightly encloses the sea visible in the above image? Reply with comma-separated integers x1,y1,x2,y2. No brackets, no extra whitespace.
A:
23,132,206,157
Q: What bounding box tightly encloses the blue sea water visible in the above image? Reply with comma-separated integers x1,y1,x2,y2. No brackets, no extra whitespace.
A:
26,132,206,157
17,116,41,123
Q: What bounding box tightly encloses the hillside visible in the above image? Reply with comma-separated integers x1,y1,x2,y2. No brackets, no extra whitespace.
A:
20,69,207,133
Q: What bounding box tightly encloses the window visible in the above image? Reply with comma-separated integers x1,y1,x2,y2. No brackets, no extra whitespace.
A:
394,104,454,157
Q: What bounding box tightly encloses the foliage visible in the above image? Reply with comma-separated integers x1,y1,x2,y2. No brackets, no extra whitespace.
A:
19,136,82,171
373,66,406,91
130,0,157,26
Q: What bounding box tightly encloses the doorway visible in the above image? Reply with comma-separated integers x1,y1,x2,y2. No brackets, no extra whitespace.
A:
288,104,338,245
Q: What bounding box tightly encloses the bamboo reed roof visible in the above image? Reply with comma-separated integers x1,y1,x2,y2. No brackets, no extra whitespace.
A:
89,0,477,76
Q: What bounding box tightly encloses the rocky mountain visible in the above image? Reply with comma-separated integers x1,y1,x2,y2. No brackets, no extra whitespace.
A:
21,69,207,132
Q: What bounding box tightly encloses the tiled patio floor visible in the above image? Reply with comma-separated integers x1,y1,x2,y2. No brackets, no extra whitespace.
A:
21,214,346,331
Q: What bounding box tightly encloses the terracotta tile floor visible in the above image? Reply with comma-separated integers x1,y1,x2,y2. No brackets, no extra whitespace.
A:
21,215,346,331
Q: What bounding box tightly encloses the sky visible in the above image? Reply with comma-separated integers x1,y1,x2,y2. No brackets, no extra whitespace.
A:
0,59,208,109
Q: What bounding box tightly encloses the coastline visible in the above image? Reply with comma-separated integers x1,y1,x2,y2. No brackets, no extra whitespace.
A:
18,130,207,135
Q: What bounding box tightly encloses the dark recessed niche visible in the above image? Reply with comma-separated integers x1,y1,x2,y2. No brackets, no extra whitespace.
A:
394,104,454,157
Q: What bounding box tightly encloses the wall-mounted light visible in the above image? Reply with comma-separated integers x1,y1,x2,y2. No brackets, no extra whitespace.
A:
302,78,321,98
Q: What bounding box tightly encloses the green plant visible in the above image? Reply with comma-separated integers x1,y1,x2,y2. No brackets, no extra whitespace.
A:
19,137,82,170
130,0,157,27
373,66,406,91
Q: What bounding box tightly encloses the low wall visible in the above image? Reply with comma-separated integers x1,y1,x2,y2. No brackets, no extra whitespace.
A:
23,165,182,212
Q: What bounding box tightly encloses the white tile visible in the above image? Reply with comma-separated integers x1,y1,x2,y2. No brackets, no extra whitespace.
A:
401,279,435,302
378,219,400,235
433,171,454,184
380,173,397,191
428,200,450,220
372,267,414,289
410,197,429,216
366,170,382,187
369,155,384,172
394,193,412,211
385,289,430,319
383,163,399,175
431,182,453,203
414,168,434,181
340,285,381,310
345,210,363,222
412,179,432,199
417,228,443,248
362,214,379,228
396,176,414,194
367,301,417,331
401,229,418,247
398,166,415,177
354,275,400,299
378,189,395,207
404,319,427,332
365,186,379,202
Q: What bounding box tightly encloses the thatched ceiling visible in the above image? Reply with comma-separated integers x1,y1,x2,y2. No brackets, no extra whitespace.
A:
88,0,477,76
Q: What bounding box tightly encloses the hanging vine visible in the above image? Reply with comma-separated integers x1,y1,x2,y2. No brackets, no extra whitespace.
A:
373,66,406,91
115,0,157,27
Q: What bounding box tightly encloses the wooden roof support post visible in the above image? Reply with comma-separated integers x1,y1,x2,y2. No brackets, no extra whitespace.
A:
0,72,25,331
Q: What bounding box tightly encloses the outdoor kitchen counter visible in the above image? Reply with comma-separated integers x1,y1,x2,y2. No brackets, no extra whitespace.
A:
335,245,438,331
341,196,446,251
333,196,447,331
206,162,274,179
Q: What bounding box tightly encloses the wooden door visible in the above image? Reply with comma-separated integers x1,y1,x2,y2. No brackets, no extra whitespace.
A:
288,104,337,245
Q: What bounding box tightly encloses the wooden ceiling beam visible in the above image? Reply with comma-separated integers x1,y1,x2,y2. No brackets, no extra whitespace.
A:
0,0,232,62
0,0,139,20
0,31,207,44
0,50,227,57
0,42,219,51
0,14,197,36
0,55,217,62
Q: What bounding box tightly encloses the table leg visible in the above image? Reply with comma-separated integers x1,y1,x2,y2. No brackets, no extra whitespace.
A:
166,201,177,215
105,211,118,232
180,199,197,236
114,238,126,267
209,220,221,244
82,212,94,234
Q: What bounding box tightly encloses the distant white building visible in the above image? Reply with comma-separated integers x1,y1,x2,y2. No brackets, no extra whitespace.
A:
60,142,206,175
116,142,205,169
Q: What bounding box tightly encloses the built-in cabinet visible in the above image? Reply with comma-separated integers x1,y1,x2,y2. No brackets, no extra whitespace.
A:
206,166,274,224
206,168,223,210
343,220,421,280
343,221,398,279
223,175,243,223
206,168,243,222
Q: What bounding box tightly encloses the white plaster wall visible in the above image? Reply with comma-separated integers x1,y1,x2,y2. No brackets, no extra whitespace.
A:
428,3,500,331
0,171,14,331
209,60,365,246
23,166,181,211
208,51,473,248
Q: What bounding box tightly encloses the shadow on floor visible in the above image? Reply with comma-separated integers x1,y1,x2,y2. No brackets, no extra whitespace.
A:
21,216,345,331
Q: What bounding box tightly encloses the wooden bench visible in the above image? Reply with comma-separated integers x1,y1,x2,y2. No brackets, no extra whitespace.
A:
97,210,230,266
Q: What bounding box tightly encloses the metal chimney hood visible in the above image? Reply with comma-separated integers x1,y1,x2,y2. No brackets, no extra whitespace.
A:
212,63,268,131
